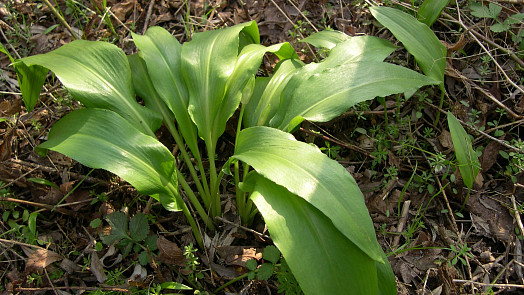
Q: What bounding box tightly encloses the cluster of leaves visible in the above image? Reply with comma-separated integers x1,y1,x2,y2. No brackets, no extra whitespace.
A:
100,212,157,266
12,4,456,294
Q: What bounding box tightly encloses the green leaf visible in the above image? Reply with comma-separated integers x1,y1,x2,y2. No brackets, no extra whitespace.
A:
181,22,260,146
371,6,447,84
246,259,258,271
145,234,158,251
447,112,480,189
272,61,438,132
244,59,304,127
247,174,394,294
28,212,38,236
12,62,48,112
490,23,509,33
131,27,199,155
36,109,179,208
90,218,102,228
470,2,502,19
20,40,161,134
159,282,192,290
234,126,383,263
257,263,274,281
102,211,129,244
301,30,349,50
27,177,59,189
506,13,524,25
138,251,149,265
129,213,149,242
262,245,280,264
418,0,450,26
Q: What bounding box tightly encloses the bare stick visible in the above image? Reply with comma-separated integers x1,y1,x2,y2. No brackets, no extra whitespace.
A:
142,0,156,34
42,0,79,39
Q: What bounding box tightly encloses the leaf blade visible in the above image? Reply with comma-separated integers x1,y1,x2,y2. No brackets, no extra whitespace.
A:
447,112,480,189
234,126,383,262
371,6,447,83
247,174,385,294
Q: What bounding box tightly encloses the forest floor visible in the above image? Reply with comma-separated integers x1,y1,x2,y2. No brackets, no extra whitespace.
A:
1,0,524,294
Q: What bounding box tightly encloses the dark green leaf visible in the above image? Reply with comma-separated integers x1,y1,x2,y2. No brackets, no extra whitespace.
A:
262,245,280,264
129,213,149,242
102,212,129,244
138,251,149,265
257,263,274,281
246,259,258,271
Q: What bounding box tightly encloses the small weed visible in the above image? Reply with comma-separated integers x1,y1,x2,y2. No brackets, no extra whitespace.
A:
101,211,158,266
448,243,473,266
320,141,341,159
499,139,524,183
184,243,204,285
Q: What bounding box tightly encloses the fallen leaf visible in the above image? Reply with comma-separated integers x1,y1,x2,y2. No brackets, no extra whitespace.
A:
479,141,500,171
157,236,185,266
438,130,453,149
90,251,107,283
24,247,63,274
216,246,262,268
0,127,16,161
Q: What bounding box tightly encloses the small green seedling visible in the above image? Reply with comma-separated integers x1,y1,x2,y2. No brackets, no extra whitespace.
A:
101,212,157,266
470,2,524,46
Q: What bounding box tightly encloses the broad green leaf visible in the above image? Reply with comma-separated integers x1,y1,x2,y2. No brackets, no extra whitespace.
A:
102,211,129,244
418,0,450,26
234,126,383,262
371,6,447,83
317,35,397,66
131,27,199,155
128,54,175,123
20,40,161,135
36,108,178,202
447,112,480,189
301,30,349,49
247,174,387,294
129,213,149,242
181,21,259,145
244,59,304,127
12,62,48,112
272,61,438,132
216,42,298,141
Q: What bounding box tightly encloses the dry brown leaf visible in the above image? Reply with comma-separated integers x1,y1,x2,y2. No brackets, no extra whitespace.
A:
480,141,500,172
111,0,135,22
438,130,453,149
157,236,185,266
24,247,63,274
90,251,107,283
0,127,15,161
216,246,262,268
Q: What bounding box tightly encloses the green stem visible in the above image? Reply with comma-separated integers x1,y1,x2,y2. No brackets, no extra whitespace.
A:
214,273,249,294
164,119,210,209
177,169,215,231
207,143,220,217
167,182,203,249
234,161,245,223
